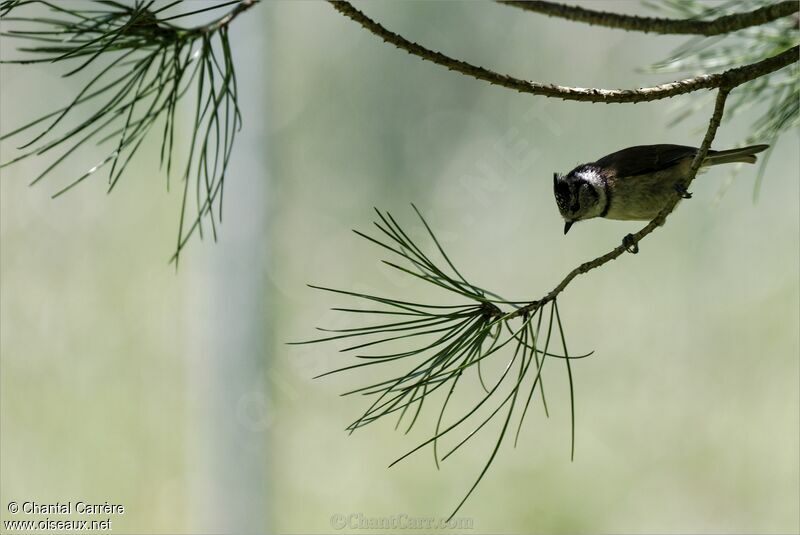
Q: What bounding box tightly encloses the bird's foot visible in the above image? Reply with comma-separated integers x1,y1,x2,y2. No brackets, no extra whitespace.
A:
674,183,693,199
623,233,639,254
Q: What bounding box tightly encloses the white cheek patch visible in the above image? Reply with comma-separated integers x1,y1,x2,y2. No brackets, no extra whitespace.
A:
574,168,607,219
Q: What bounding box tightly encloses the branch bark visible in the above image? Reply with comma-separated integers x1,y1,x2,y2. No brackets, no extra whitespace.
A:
328,1,798,104
497,0,799,36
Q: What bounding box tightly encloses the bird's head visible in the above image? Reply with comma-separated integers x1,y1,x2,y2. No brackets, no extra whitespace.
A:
553,170,603,234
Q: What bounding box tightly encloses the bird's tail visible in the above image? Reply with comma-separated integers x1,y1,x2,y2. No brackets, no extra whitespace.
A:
704,144,769,166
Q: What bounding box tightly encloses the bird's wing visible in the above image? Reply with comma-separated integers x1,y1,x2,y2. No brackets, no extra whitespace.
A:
593,144,697,178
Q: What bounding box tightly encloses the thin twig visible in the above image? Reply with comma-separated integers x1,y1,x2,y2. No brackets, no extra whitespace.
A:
497,0,799,36
328,1,798,104
195,0,259,35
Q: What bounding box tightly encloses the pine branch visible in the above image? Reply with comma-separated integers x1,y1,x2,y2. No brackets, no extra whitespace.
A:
497,0,798,36
328,1,798,104
300,66,740,520
301,83,725,509
296,206,593,520
0,0,261,263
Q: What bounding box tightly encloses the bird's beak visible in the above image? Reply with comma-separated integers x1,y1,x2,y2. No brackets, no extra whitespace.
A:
563,221,574,235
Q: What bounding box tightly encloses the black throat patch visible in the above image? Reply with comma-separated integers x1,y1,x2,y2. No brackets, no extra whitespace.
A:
599,177,611,218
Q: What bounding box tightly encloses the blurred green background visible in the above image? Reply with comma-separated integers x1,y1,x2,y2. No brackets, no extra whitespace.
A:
1,1,798,533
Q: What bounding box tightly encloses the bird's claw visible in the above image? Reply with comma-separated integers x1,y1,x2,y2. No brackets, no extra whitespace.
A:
674,183,693,199
623,234,639,254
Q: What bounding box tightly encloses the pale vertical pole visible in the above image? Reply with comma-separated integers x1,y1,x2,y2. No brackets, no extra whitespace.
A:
184,4,271,533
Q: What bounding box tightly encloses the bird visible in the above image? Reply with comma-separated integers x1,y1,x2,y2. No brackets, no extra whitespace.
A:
553,143,769,234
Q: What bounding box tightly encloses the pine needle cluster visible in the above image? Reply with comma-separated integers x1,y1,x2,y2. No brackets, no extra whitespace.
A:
0,0,252,261
293,206,594,518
